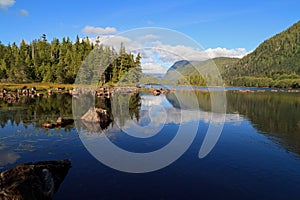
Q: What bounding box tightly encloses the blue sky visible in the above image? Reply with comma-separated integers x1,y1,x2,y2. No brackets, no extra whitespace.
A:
0,0,299,53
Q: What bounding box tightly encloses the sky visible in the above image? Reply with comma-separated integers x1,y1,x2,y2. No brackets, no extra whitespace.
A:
0,0,299,73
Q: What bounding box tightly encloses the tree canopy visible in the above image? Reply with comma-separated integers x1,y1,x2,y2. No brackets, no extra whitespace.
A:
0,35,142,85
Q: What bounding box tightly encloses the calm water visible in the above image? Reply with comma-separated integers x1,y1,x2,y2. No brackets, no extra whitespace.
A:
0,90,300,199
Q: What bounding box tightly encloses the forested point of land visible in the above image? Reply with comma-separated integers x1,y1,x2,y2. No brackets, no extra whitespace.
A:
0,35,142,85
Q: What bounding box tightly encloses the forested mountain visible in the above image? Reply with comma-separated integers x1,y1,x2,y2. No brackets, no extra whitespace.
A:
165,57,239,86
227,20,300,77
164,20,300,88
0,35,142,84
225,20,300,87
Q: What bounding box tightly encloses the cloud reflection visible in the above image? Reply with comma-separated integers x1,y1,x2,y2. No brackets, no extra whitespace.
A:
0,150,20,167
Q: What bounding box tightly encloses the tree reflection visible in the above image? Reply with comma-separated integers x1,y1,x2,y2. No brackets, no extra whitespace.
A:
166,90,300,156
110,92,141,128
0,93,73,129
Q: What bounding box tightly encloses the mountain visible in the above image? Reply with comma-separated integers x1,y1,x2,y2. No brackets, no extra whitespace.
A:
225,20,300,80
166,57,239,76
168,60,191,71
164,57,239,85
165,20,300,88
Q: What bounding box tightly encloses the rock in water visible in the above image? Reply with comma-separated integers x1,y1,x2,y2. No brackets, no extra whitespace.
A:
0,160,71,200
81,108,112,130
56,117,74,126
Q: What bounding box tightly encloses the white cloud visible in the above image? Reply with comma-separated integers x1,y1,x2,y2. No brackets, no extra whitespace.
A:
82,26,117,35
20,9,29,16
142,62,167,74
81,34,248,75
0,0,15,8
152,42,248,62
204,47,247,58
138,34,160,41
100,35,132,46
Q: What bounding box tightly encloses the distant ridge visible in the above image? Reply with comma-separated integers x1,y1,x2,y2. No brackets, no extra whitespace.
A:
165,57,239,78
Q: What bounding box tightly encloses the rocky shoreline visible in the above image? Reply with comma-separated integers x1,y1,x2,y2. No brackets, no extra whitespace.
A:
0,87,72,103
1,86,299,104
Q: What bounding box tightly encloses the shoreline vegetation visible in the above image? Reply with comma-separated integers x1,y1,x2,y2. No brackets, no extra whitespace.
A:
0,82,299,99
2,82,300,91
0,83,73,91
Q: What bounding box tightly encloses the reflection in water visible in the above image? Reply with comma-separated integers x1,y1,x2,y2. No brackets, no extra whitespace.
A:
167,90,300,156
1,90,300,157
110,92,141,128
0,151,20,168
226,92,300,155
125,94,241,128
1,89,300,198
0,93,73,129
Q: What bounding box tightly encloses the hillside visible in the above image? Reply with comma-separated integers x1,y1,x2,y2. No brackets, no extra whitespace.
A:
228,20,300,77
164,57,239,86
164,20,300,88
225,20,300,87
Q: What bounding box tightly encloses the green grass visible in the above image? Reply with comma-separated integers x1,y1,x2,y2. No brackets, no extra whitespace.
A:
0,83,74,91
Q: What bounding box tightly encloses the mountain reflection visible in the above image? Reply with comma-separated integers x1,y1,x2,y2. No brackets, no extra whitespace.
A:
166,90,300,155
226,92,300,155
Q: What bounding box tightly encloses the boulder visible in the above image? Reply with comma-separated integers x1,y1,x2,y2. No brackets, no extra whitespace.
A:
0,160,71,200
81,108,112,130
152,89,161,96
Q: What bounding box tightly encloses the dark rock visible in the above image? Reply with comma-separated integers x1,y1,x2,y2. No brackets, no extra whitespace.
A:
2,92,19,103
0,160,71,200
56,117,74,127
42,118,74,129
152,89,161,96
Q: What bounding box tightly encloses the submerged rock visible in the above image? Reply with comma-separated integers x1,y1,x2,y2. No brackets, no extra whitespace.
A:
42,117,74,129
56,117,74,126
0,160,71,200
41,123,54,129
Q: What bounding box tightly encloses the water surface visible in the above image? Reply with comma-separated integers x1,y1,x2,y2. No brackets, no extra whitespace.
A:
0,90,300,199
